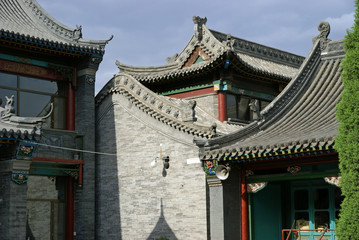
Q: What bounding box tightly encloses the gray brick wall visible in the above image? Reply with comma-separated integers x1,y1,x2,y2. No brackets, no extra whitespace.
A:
74,74,96,239
26,176,66,240
0,169,27,240
0,171,11,239
95,92,208,239
188,93,218,120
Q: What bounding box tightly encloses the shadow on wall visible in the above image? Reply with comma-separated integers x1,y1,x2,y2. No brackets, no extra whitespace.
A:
147,199,178,240
26,218,35,239
95,102,122,239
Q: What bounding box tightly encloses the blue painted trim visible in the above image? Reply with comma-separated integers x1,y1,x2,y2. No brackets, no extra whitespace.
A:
224,58,230,69
0,53,48,67
213,79,275,101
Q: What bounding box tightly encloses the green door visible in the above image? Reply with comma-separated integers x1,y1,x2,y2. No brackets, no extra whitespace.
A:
291,180,341,240
252,183,282,240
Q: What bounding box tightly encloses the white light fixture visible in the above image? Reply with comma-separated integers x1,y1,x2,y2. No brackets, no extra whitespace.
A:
150,158,158,168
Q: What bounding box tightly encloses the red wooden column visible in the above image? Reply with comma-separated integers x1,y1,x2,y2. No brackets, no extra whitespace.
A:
218,91,227,122
66,80,76,240
241,168,249,240
66,82,75,131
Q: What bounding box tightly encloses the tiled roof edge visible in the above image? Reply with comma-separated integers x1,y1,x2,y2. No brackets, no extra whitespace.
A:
202,39,323,148
202,138,336,161
96,73,215,138
0,29,106,55
117,18,299,82
259,40,323,124
1,0,113,51
210,30,305,68
0,125,40,141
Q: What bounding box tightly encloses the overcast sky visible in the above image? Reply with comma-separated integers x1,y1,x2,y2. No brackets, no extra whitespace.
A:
36,0,355,93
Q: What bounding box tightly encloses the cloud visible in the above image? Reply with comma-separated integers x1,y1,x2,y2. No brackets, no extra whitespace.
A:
325,12,355,39
35,0,355,94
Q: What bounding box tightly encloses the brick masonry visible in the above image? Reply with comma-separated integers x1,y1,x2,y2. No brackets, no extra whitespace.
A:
95,91,208,239
189,93,218,120
0,169,27,240
74,73,97,239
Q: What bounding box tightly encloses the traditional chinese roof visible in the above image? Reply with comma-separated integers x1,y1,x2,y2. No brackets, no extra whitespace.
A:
116,16,304,84
0,0,112,55
0,120,41,140
200,22,344,161
0,99,52,141
96,72,240,139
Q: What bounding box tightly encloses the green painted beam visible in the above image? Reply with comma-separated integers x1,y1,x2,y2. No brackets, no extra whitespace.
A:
159,82,214,96
247,170,339,183
30,168,78,176
213,79,275,101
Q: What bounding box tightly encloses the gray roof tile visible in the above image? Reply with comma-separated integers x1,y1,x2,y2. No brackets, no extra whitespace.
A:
117,18,304,82
201,37,344,161
0,0,112,53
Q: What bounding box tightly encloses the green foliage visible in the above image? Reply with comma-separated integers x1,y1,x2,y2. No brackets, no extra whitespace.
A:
336,0,359,238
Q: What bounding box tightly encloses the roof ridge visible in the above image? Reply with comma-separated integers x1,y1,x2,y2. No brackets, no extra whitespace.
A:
23,0,77,42
101,73,216,138
259,40,323,125
117,17,301,83
116,60,178,73
0,0,112,52
175,22,225,67
209,29,305,68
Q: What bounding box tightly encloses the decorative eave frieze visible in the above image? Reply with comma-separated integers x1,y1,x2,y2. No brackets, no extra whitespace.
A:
202,136,336,161
96,73,216,138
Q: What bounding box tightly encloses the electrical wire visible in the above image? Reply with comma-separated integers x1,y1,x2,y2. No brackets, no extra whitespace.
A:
21,140,118,156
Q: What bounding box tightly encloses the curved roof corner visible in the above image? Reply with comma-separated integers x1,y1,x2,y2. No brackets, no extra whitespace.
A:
116,16,304,83
201,21,344,161
0,0,113,54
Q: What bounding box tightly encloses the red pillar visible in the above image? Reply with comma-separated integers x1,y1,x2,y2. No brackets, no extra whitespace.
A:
66,82,75,131
241,168,249,240
218,91,227,122
66,177,74,240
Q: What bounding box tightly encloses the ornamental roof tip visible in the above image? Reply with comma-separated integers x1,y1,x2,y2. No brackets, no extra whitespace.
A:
0,95,52,140
312,21,331,51
0,0,112,52
193,16,207,41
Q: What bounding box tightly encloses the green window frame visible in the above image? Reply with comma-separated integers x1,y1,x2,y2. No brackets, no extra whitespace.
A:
0,71,66,129
291,181,341,240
